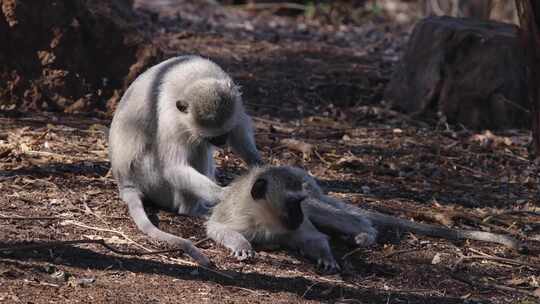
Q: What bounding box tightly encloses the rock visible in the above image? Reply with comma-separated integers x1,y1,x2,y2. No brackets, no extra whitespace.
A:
385,16,529,129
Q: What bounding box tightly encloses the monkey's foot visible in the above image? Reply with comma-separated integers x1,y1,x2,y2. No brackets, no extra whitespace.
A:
354,232,376,247
316,257,340,274
232,248,256,261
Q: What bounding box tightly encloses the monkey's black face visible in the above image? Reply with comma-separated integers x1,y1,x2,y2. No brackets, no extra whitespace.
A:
280,196,305,230
250,170,306,231
207,133,229,147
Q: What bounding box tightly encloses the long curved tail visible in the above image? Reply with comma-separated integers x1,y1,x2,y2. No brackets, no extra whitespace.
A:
121,187,211,266
360,209,524,251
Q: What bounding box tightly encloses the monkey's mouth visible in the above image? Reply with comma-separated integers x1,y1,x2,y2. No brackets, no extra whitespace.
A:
281,199,304,230
207,133,229,147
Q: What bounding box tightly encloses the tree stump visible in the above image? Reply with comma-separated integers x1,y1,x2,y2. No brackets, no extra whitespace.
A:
385,16,529,129
0,0,163,114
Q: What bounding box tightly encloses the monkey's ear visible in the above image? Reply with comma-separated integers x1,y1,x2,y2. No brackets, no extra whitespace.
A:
251,178,267,200
176,100,189,113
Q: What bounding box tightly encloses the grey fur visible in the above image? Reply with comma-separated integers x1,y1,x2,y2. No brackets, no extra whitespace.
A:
109,55,262,266
207,166,523,272
207,166,342,273
294,168,524,251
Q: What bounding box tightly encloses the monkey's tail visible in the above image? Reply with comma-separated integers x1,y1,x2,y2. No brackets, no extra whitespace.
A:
360,210,526,252
121,187,212,265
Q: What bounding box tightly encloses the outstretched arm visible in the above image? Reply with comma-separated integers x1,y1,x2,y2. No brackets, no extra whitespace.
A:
206,221,255,260
164,165,226,204
284,220,340,274
228,113,264,167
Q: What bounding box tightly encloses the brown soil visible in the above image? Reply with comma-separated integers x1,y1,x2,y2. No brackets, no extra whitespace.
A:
1,2,539,304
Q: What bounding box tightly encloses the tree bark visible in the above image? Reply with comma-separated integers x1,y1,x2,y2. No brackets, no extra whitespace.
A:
385,16,529,130
515,0,540,157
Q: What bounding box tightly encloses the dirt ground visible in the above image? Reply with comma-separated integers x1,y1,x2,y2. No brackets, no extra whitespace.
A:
1,2,539,303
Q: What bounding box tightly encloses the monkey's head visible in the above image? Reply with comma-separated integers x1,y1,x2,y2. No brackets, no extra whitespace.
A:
250,167,306,231
176,79,241,147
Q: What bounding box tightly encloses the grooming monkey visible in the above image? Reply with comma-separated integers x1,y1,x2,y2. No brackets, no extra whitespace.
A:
207,166,522,271
109,55,262,266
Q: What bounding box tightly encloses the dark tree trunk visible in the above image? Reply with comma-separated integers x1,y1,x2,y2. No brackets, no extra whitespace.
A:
515,0,540,157
385,16,529,130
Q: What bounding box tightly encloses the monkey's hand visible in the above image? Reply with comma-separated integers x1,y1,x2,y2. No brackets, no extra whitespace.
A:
297,237,340,274
206,221,255,261
354,232,376,247
316,256,340,274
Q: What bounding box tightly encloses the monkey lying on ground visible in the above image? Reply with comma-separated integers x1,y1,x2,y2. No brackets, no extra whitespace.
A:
207,166,376,273
207,166,523,272
109,55,262,266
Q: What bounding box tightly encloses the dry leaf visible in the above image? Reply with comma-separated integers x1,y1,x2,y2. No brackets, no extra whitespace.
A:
280,138,314,160
469,130,513,148
336,155,366,170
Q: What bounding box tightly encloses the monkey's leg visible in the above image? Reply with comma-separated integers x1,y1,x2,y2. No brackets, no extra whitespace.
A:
163,165,225,204
303,197,377,247
228,114,264,166
121,187,211,266
206,221,255,261
285,220,340,274
308,195,524,251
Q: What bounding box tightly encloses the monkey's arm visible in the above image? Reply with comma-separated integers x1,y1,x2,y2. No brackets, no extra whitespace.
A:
284,220,340,273
164,165,225,204
206,221,255,260
302,197,377,247
120,186,211,266
228,113,263,166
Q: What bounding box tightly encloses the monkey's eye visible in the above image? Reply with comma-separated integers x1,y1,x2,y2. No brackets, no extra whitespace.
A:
176,100,188,113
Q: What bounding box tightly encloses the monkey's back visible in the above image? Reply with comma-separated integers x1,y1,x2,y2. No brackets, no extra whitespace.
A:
109,55,229,195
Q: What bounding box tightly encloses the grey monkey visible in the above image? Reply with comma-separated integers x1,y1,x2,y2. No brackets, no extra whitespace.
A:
206,166,344,273
207,166,522,272
109,55,262,266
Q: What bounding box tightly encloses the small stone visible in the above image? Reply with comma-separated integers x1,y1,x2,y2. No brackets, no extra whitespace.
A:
431,253,442,265
361,186,371,194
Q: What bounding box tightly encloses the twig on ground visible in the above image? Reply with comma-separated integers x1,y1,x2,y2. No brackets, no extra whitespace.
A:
314,149,332,166
62,219,154,252
0,239,182,256
233,2,307,11
60,220,232,279
383,248,421,259
302,282,321,298
450,273,539,298
466,248,539,269
0,213,61,221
